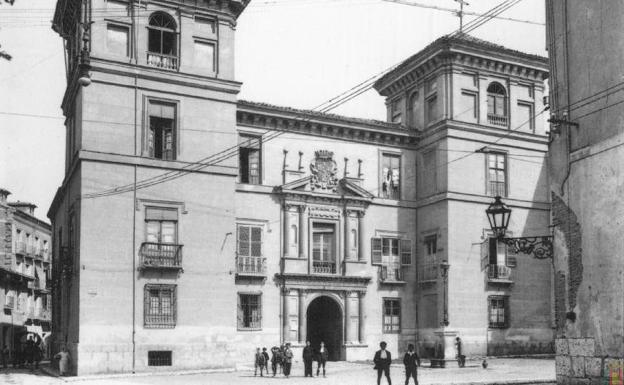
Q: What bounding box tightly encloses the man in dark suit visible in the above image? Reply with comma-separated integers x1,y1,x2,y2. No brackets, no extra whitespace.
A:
403,343,421,385
374,341,392,385
302,341,314,377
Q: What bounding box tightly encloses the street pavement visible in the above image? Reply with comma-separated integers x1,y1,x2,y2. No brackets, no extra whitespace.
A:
2,358,555,385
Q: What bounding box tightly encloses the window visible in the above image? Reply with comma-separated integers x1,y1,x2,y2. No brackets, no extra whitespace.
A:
147,100,176,160
237,225,262,258
487,153,507,197
238,293,261,330
371,237,412,266
517,102,534,132
487,82,507,126
148,351,172,366
145,207,178,244
425,77,437,94
144,284,176,328
422,150,437,196
460,91,478,121
193,40,216,72
106,24,129,56
312,223,336,274
390,98,402,124
419,235,438,282
409,92,420,129
426,95,439,124
380,153,400,199
147,12,178,70
488,296,509,328
238,134,261,184
383,298,401,333
481,237,512,279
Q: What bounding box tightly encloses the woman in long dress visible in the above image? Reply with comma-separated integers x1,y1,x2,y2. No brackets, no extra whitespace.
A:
54,347,70,376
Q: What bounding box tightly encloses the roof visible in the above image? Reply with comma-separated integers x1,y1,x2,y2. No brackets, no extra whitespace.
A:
238,100,400,130
374,33,549,91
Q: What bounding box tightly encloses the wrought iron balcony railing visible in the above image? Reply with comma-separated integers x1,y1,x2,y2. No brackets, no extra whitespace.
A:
379,265,405,283
418,262,438,283
488,181,506,197
146,52,179,70
487,264,512,280
312,260,336,274
236,256,266,275
139,242,183,269
487,113,508,127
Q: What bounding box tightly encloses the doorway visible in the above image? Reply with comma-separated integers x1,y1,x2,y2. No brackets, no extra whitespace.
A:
306,296,343,361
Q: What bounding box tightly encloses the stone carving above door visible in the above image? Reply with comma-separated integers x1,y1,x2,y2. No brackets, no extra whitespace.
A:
310,150,338,192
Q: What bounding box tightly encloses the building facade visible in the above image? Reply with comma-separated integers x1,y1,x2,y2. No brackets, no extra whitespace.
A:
49,0,552,375
545,1,624,383
0,188,52,362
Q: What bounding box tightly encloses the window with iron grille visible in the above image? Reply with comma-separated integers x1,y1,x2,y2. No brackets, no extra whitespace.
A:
238,293,261,330
239,134,261,184
487,153,507,197
383,298,401,333
488,296,509,328
148,351,172,366
144,284,176,328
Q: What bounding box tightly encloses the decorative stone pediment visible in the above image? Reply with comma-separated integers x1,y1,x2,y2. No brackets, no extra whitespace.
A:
276,177,373,204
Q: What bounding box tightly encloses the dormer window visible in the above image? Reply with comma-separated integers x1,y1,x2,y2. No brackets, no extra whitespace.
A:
487,82,508,127
147,12,178,70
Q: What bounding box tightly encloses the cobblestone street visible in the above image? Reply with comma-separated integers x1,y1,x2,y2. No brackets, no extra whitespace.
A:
1,358,555,385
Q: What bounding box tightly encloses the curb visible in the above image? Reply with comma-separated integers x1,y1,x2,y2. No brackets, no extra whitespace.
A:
39,365,236,382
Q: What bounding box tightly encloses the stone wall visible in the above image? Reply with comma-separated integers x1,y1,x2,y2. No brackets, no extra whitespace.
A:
555,337,624,385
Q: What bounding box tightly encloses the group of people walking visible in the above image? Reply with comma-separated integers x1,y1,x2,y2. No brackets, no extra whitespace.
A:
374,341,421,385
254,341,329,378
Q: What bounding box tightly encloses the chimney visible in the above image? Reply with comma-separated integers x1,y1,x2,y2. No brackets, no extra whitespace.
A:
0,188,11,204
9,201,37,216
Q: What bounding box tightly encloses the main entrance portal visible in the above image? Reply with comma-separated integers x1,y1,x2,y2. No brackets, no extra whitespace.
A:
306,296,343,361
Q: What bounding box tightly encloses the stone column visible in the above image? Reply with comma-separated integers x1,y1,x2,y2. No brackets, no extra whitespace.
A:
345,292,356,343
358,291,366,343
298,289,306,343
283,204,291,258
299,205,307,259
282,289,289,343
358,212,366,261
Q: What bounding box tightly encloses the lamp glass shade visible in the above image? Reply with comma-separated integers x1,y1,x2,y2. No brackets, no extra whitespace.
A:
486,196,511,238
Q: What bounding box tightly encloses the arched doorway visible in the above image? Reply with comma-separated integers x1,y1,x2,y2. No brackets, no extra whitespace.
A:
306,296,343,361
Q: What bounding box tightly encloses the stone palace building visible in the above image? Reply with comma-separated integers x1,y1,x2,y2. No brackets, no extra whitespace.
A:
49,0,553,375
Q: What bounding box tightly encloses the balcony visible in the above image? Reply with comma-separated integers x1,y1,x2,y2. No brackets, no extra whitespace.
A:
313,260,336,274
487,264,512,282
236,256,266,277
146,52,178,70
4,296,15,309
488,181,506,197
15,241,27,255
418,262,438,284
379,265,406,284
487,113,508,127
139,242,183,271
28,279,48,292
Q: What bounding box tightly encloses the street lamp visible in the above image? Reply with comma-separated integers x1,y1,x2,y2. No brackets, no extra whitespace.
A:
485,196,553,259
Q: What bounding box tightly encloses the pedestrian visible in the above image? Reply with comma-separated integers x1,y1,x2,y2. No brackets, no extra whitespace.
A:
455,337,465,368
33,342,42,370
270,346,282,377
283,343,293,378
25,336,34,369
1,344,9,370
403,343,420,385
374,341,392,385
316,341,328,377
54,346,70,376
254,347,266,376
303,340,314,377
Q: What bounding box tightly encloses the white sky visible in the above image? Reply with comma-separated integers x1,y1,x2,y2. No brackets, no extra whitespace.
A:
0,0,547,220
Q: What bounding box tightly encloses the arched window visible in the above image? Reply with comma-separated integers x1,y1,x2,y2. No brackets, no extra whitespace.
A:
147,12,178,69
487,82,507,126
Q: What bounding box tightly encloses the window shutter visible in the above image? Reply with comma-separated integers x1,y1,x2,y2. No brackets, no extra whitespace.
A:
371,237,382,265
489,238,498,265
480,239,489,271
400,239,412,265
143,285,150,326
172,286,177,325
238,226,249,257
236,294,242,327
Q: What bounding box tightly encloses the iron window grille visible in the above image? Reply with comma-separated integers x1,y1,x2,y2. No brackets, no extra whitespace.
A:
383,298,401,333
144,284,176,328
238,293,262,330
488,296,509,328
148,351,172,366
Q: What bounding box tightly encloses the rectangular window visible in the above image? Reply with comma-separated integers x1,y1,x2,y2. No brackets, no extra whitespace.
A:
372,237,411,279
144,284,176,328
237,225,262,257
380,153,400,199
145,207,178,244
488,237,507,266
390,98,402,124
193,40,216,72
106,24,129,56
426,95,438,124
148,351,172,366
238,134,261,184
238,293,261,330
147,101,177,160
460,91,478,120
487,153,507,197
419,234,438,282
488,296,509,328
422,150,437,196
425,77,437,94
312,222,336,274
383,298,401,333
517,102,534,132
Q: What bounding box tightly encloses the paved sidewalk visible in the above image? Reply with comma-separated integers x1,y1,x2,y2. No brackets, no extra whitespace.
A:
32,358,555,385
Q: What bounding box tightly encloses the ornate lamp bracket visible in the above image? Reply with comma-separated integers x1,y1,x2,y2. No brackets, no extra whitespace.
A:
499,236,553,260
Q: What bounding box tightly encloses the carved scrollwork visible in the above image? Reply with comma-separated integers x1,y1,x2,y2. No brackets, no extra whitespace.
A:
502,236,553,260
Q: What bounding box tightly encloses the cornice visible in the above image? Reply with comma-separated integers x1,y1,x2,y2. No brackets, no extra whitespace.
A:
276,273,372,291
237,103,420,149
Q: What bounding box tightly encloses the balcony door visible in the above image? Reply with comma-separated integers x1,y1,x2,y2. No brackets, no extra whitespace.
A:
312,222,336,274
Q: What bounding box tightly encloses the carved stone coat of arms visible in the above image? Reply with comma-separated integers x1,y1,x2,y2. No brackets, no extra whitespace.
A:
310,150,338,192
